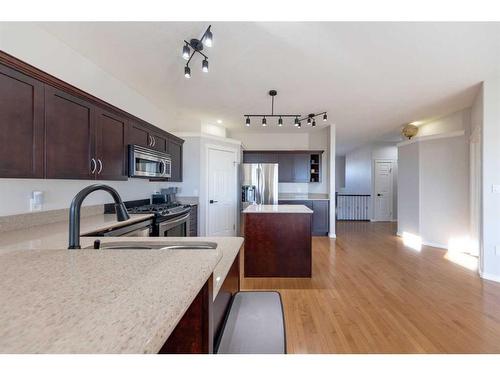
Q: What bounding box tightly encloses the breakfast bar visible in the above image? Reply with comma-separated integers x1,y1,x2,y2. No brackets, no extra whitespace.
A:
243,204,313,277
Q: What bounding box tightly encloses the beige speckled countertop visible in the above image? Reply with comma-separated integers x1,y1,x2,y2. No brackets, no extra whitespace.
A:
243,204,313,214
0,236,244,353
0,213,154,253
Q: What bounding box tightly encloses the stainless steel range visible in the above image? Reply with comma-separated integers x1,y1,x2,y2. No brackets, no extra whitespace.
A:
128,202,192,237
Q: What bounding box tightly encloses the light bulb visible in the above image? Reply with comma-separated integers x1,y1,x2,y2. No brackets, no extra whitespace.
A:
184,66,191,78
182,45,190,60
204,30,213,47
202,59,209,73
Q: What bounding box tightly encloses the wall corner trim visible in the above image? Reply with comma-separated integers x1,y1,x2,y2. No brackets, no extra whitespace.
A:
328,232,336,238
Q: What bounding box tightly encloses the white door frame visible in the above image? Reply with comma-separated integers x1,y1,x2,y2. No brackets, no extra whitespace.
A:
470,125,482,266
204,143,238,236
372,159,395,222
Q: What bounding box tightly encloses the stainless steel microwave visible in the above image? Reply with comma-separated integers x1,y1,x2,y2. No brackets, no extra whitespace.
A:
128,145,171,179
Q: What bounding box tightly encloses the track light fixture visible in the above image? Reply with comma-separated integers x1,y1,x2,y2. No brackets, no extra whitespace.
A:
181,25,212,79
244,90,328,128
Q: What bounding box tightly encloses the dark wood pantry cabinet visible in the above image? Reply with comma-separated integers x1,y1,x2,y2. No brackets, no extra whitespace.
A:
0,51,184,182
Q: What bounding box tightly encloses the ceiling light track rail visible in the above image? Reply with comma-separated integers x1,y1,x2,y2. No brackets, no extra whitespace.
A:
243,90,327,128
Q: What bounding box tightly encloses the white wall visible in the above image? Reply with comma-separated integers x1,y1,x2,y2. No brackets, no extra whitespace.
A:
335,156,346,192
344,145,373,195
419,135,469,247
417,109,471,138
0,23,178,216
397,107,471,249
231,132,309,150
329,125,336,237
342,142,398,220
397,143,420,235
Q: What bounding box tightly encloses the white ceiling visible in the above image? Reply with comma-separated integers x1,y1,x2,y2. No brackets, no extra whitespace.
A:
39,22,500,154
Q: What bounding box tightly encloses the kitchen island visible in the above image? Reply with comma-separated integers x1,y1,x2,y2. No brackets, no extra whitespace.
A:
243,204,313,277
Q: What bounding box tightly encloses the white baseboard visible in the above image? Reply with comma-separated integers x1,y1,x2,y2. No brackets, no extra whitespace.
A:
328,232,336,238
479,270,500,283
421,241,448,250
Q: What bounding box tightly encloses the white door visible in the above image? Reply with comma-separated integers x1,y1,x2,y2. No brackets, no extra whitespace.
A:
374,160,394,221
207,147,237,236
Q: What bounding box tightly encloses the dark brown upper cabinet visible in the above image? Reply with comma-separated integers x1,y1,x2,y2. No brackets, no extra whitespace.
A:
168,137,183,182
128,121,150,148
150,131,168,153
277,153,293,182
0,52,183,182
95,108,128,181
243,150,323,183
44,86,96,180
292,153,310,183
0,65,44,178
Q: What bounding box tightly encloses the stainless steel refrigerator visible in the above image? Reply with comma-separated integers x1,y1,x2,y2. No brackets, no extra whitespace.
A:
241,163,279,208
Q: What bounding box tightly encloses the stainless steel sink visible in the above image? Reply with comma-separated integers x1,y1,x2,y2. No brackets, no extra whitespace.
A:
85,240,218,250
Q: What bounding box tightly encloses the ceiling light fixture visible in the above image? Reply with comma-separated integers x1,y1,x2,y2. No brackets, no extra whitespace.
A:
244,90,327,129
181,25,213,79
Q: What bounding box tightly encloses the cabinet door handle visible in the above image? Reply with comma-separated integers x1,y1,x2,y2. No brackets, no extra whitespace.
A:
97,159,103,174
152,136,156,147
148,135,153,147
90,158,97,174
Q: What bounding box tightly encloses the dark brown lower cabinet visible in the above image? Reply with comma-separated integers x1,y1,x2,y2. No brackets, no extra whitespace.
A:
160,249,241,354
0,64,44,178
159,278,213,354
278,200,329,236
44,86,96,179
244,212,312,277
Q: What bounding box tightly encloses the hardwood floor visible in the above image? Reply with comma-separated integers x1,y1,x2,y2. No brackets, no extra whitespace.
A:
241,221,500,353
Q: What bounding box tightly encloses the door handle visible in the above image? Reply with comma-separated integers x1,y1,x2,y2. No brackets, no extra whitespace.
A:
377,193,382,196
97,159,103,174
90,158,97,174
209,200,218,204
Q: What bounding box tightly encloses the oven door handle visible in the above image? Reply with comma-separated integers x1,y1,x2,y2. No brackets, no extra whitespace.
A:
162,212,190,226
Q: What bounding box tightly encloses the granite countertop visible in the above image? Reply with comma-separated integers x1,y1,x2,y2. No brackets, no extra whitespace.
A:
0,236,244,353
0,213,154,253
278,193,330,200
243,204,313,214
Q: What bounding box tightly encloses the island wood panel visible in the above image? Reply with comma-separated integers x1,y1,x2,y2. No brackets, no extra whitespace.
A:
213,252,240,348
244,213,312,277
159,278,213,354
